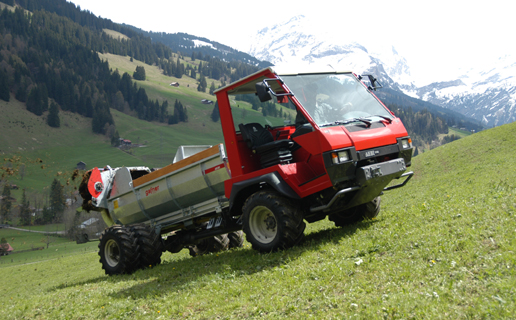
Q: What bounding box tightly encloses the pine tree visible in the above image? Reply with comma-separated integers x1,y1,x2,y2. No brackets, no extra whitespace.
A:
159,100,168,122
27,86,43,116
0,68,10,102
209,81,216,95
111,130,120,146
211,103,220,122
168,113,178,125
179,100,187,122
85,97,93,118
0,184,12,224
42,206,53,224
174,57,183,78
40,84,49,112
19,189,31,226
47,101,60,128
48,179,65,223
15,86,27,102
198,74,207,92
133,66,146,80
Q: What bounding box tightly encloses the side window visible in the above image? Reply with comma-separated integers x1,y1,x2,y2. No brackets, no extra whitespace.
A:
231,93,296,131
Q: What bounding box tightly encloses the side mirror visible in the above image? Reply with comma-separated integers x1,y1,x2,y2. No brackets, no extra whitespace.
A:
359,74,383,91
255,82,273,102
367,75,383,91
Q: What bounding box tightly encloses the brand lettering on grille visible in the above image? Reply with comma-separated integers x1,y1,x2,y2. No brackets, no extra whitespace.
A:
365,150,379,157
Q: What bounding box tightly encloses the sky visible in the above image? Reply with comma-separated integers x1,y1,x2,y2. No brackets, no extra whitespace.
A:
68,0,513,85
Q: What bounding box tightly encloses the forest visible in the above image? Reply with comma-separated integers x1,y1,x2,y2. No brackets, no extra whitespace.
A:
0,0,261,136
389,105,449,148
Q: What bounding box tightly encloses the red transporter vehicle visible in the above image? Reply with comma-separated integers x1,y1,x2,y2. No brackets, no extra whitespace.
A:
214,67,413,252
80,67,413,275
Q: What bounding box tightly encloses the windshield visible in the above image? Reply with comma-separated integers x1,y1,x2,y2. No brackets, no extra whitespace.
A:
281,73,392,127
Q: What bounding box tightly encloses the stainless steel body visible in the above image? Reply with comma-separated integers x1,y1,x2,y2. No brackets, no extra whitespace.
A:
105,144,230,231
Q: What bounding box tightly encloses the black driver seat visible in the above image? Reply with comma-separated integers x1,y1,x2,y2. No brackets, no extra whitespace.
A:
239,123,294,168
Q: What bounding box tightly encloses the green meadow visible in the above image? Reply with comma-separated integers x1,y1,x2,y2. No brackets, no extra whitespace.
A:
1,121,515,319
1,51,299,201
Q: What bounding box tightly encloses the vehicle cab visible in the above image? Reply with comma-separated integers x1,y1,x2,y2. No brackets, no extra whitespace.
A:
214,67,413,221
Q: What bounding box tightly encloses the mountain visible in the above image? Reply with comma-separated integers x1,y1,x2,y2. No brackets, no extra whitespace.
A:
400,55,516,127
248,16,412,89
250,17,378,72
248,15,513,128
122,25,272,69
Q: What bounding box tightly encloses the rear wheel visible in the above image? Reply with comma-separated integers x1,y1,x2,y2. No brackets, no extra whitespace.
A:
228,231,244,249
188,234,230,257
330,196,381,227
242,190,305,252
98,225,139,275
131,224,164,269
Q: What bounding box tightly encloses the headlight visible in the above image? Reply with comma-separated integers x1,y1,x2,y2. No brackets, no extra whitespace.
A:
401,138,412,149
331,150,350,164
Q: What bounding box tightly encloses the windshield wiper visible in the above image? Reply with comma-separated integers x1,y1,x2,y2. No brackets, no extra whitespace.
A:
320,118,372,128
372,115,393,123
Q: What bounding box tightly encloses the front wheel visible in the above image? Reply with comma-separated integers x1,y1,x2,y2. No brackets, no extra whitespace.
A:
329,196,381,227
242,190,305,252
98,225,139,275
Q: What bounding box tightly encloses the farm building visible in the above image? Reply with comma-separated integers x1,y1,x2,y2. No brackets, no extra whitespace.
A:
119,139,132,146
76,161,87,170
0,238,13,255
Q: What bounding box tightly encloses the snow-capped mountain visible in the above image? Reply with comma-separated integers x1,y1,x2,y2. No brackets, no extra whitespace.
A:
401,55,516,127
248,15,408,90
248,16,516,128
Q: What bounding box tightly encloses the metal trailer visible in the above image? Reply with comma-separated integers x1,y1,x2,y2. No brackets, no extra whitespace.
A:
81,144,243,275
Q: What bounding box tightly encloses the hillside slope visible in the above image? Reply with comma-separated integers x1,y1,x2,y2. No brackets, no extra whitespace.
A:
0,51,273,200
1,122,515,318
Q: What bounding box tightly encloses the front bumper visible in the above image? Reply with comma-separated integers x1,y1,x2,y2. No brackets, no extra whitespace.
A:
356,158,407,186
310,158,412,213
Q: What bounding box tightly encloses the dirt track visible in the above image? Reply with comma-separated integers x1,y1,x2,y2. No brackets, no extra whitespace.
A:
1,226,65,235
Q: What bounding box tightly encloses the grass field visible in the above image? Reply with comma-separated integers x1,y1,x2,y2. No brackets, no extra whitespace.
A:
102,29,130,41
1,51,296,201
0,223,101,267
1,121,515,319
436,127,471,142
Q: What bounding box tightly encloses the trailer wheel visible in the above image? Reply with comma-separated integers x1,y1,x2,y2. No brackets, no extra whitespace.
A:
98,225,139,275
228,231,244,249
188,234,230,257
330,196,381,227
242,190,305,252
131,224,164,269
